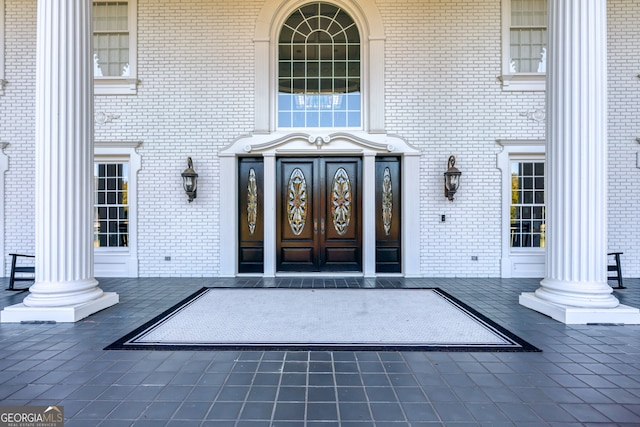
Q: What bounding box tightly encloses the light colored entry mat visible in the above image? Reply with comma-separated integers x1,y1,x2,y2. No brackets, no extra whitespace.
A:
105,288,540,352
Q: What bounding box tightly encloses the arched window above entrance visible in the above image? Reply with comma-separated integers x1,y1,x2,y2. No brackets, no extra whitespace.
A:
254,0,386,133
277,3,361,129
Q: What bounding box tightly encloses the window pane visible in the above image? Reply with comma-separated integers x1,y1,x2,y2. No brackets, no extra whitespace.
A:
510,160,545,248
511,0,547,27
334,112,347,127
279,111,292,127
534,191,544,204
93,1,130,77
534,163,544,175
94,161,129,248
306,111,319,127
293,112,305,127
319,112,331,127
347,111,361,127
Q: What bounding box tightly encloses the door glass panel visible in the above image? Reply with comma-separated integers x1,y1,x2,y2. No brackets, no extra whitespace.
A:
331,167,351,235
238,158,264,274
382,167,393,236
287,168,308,235
247,168,258,235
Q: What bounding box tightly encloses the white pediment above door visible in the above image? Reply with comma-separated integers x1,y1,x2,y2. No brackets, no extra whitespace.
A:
220,131,419,157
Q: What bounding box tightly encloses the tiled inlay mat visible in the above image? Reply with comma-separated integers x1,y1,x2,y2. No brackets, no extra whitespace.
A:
106,288,540,352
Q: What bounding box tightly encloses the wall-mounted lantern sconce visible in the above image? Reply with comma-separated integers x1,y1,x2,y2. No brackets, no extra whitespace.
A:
444,155,461,201
181,157,198,203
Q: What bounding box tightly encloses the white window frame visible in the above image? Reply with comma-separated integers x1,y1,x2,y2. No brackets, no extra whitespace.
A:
276,3,362,130
497,139,545,278
94,141,141,277
0,0,5,95
0,143,7,276
499,0,546,91
254,0,385,133
93,0,138,95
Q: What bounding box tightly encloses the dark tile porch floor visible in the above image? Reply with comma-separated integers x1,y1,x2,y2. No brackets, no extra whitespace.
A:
0,276,639,426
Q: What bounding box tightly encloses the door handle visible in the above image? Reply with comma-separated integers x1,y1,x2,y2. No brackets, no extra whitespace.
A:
321,218,325,235
314,219,318,234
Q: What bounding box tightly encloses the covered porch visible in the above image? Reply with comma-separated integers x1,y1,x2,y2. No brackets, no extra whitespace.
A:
0,276,639,424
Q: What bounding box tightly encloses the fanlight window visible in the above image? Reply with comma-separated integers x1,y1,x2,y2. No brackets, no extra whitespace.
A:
278,2,361,128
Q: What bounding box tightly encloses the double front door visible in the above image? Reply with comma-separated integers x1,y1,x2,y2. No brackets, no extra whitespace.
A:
277,157,362,272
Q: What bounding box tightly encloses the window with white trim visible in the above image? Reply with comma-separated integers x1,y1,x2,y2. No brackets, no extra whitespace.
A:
278,2,361,128
94,142,141,277
500,0,547,91
0,0,5,96
497,140,545,278
510,160,545,248
94,162,129,248
0,145,7,276
93,0,137,95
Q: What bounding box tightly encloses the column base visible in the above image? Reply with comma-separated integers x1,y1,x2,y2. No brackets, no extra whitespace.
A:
0,292,119,323
520,292,640,325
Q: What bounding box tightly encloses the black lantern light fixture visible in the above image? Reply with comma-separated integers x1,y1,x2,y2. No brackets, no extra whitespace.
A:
444,155,461,201
181,157,198,203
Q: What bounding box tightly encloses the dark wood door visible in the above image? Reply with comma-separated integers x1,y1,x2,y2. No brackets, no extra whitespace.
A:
375,157,401,272
238,158,264,273
277,157,362,272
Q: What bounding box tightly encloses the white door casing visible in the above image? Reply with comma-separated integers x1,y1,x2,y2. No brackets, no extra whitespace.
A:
219,132,420,277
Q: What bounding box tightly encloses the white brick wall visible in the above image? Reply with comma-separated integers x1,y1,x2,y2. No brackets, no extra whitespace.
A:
94,0,259,276
607,0,640,277
1,1,37,275
380,0,545,277
2,0,639,278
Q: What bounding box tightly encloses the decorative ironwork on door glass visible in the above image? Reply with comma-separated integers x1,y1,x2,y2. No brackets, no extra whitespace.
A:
331,167,352,235
287,168,308,235
247,168,258,235
382,167,392,236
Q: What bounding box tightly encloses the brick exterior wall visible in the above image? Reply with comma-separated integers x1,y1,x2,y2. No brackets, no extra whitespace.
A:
607,0,640,278
1,0,638,278
2,1,37,276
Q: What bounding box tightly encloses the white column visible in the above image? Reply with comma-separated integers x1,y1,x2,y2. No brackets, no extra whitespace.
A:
0,144,7,278
219,154,237,276
362,153,376,277
403,154,421,278
2,0,118,323
520,0,640,324
263,154,277,277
